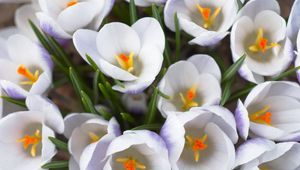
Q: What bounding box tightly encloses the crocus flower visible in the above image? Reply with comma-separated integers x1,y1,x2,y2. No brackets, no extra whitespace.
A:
0,95,64,170
122,93,148,114
287,0,300,47
231,0,293,84
36,0,115,39
157,54,221,117
164,0,238,46
235,81,300,141
235,138,300,170
0,34,52,99
88,130,171,170
63,113,121,170
125,0,166,7
73,17,164,93
160,106,236,170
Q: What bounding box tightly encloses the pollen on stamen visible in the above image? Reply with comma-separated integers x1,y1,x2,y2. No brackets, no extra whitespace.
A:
17,129,42,157
250,106,272,125
67,0,77,7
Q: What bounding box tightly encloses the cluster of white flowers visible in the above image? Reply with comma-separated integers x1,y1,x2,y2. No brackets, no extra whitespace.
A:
0,0,300,170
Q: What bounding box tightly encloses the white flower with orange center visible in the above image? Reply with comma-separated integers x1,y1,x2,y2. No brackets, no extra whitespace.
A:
73,17,165,93
124,0,166,7
164,0,238,46
63,113,120,170
91,130,171,170
0,34,52,99
231,0,293,84
157,54,221,116
234,138,300,170
36,0,114,39
0,95,64,170
235,81,300,141
160,106,237,170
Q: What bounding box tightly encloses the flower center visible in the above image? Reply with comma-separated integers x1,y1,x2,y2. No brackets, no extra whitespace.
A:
88,132,101,143
115,52,134,73
250,105,272,125
248,28,279,53
116,157,146,170
67,0,77,7
17,129,42,157
185,134,208,162
179,85,199,111
17,64,39,85
197,4,221,29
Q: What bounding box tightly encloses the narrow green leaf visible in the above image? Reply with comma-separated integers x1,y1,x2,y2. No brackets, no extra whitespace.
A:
120,112,135,123
48,137,68,152
86,54,99,71
96,107,113,120
0,96,26,108
93,70,100,103
158,89,171,100
145,88,159,124
151,4,163,25
29,20,53,54
114,80,125,88
220,78,235,106
174,13,181,60
81,91,98,115
227,83,256,104
129,0,138,24
41,161,68,169
50,55,69,74
272,65,300,81
132,124,162,130
222,54,246,83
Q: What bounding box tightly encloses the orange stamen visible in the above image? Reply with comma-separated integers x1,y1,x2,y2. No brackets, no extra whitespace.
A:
179,85,198,111
116,158,146,170
248,28,279,53
197,4,221,29
17,129,41,157
67,0,77,7
250,106,272,125
186,134,208,162
17,65,39,85
115,52,134,73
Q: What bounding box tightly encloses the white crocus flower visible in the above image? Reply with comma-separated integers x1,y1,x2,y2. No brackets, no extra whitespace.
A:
89,130,171,170
0,34,52,99
235,81,300,141
122,93,148,114
164,0,238,46
0,95,64,170
157,54,221,117
63,113,121,170
231,0,293,84
287,0,300,47
73,17,164,93
36,0,115,39
160,106,236,170
234,138,300,170
124,0,166,7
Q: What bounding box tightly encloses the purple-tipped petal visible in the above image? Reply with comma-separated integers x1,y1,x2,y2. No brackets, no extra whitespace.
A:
235,100,250,140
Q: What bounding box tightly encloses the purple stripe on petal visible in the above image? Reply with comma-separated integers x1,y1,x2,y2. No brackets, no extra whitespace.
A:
38,44,53,70
4,87,26,99
40,23,70,43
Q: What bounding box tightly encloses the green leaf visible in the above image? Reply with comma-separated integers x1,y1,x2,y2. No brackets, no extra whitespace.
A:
93,70,100,103
151,4,163,26
69,67,82,97
114,80,125,88
81,90,98,115
29,20,53,54
0,96,26,108
222,54,246,83
157,89,171,100
132,124,162,130
48,137,68,152
145,88,159,124
220,77,235,106
96,107,113,120
227,83,256,103
174,13,181,60
272,65,300,81
41,161,68,169
120,112,135,123
86,54,99,71
129,0,138,25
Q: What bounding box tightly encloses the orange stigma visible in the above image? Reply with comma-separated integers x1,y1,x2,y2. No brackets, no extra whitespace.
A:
249,28,279,53
17,65,39,85
116,157,146,170
17,129,42,157
250,106,272,125
186,134,208,162
115,52,134,73
197,4,221,29
67,0,77,7
179,85,199,111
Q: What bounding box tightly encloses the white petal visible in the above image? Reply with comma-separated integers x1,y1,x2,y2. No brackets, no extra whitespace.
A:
0,27,19,39
125,0,151,7
287,0,300,46
41,124,56,165
164,0,189,31
235,100,250,140
90,0,114,30
0,80,28,99
244,81,272,107
69,156,80,170
197,73,221,106
132,17,165,53
250,122,286,140
189,31,229,47
29,72,52,96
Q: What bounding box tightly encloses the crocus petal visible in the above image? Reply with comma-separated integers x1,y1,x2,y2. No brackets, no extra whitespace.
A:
234,138,275,168
164,0,189,31
41,124,57,165
235,100,250,140
132,17,165,53
125,0,151,7
0,0,31,2
250,122,286,140
196,73,221,106
237,0,280,20
187,54,221,82
29,72,52,95
0,80,28,99
189,31,229,47
296,31,300,83
0,89,24,118
90,0,115,30
287,0,300,46
69,156,80,170
0,27,19,39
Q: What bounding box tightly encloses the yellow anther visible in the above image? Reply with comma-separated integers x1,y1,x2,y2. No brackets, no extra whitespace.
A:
248,28,279,53
116,157,146,170
185,134,208,162
17,129,42,157
179,85,199,111
250,105,272,125
17,64,39,85
115,52,134,73
197,4,221,29
67,0,77,7
88,132,101,143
